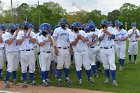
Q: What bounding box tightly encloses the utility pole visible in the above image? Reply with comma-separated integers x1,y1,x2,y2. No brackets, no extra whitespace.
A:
38,1,40,31
11,0,14,23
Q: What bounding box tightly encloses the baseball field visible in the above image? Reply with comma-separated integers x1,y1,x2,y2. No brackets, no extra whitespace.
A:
0,40,140,93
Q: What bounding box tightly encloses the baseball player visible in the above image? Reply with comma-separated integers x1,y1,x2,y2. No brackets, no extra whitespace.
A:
17,21,36,88
0,25,5,81
128,23,139,64
53,18,72,86
38,25,53,87
114,22,128,71
69,22,94,85
3,24,19,88
99,20,118,86
87,24,101,77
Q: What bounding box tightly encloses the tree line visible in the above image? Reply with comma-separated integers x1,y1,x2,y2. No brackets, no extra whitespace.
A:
0,1,140,31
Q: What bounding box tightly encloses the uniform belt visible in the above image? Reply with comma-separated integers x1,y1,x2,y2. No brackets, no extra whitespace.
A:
101,46,112,49
42,51,51,53
90,45,99,48
58,47,69,49
131,40,137,42
21,49,34,51
0,48,4,50
90,46,95,48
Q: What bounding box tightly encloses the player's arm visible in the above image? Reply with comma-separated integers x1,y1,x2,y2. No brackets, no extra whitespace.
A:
6,30,19,45
135,31,139,38
69,44,73,55
17,31,27,45
6,35,17,45
104,30,115,39
0,33,3,43
71,35,80,46
29,33,36,44
52,36,59,56
119,37,128,41
81,37,89,42
38,40,48,46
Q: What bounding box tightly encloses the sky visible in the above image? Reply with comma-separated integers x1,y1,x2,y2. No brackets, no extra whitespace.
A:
1,0,140,15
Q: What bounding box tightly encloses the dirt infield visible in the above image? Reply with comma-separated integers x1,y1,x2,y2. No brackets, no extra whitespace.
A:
0,81,113,93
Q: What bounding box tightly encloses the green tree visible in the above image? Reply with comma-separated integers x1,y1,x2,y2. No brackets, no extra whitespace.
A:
107,10,120,25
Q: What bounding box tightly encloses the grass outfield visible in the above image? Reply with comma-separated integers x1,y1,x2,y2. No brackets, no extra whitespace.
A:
2,41,140,93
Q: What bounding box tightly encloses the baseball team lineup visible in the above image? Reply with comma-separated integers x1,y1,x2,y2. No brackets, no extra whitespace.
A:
0,18,139,89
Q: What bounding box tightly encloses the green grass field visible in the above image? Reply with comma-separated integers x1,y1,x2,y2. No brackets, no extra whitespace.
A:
2,41,140,93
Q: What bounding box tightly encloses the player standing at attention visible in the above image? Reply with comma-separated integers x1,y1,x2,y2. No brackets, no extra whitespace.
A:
128,23,139,64
99,20,118,86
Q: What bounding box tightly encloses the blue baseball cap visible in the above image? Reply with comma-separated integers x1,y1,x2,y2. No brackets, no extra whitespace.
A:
42,23,51,30
29,24,34,29
131,23,136,27
118,22,123,26
41,26,47,32
101,20,108,25
15,24,19,28
84,26,90,32
89,24,95,30
88,20,95,25
73,22,81,27
22,21,29,27
59,18,67,24
9,24,16,29
115,20,120,25
108,21,113,26
0,24,6,29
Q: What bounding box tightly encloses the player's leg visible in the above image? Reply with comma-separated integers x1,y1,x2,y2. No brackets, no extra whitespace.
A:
5,52,15,88
74,52,82,84
64,49,71,83
0,50,4,80
133,42,138,64
57,48,65,86
96,47,102,73
12,52,19,86
89,48,97,77
108,48,118,86
119,44,126,71
28,51,36,85
20,51,29,88
100,49,110,83
39,52,49,87
83,51,94,83
128,42,133,63
115,45,121,62
45,53,51,84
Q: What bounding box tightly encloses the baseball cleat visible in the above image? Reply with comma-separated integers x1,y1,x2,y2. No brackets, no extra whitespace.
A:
42,81,49,87
79,79,82,85
112,80,118,86
65,78,72,83
97,68,102,72
13,80,19,86
134,61,137,64
30,80,37,85
128,61,130,64
104,79,110,83
46,79,51,84
94,74,98,78
88,78,95,83
5,81,10,88
119,66,124,71
22,82,27,88
0,76,3,81
58,79,62,87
